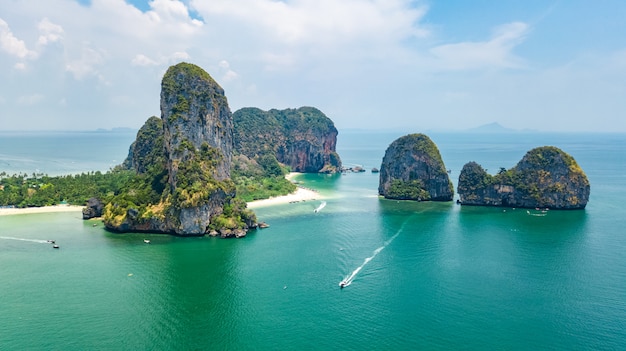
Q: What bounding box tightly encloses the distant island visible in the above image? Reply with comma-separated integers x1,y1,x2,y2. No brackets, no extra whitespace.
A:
466,122,537,133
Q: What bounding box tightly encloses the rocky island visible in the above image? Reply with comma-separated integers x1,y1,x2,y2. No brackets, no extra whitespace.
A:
378,133,454,201
233,107,342,173
457,146,590,209
102,62,256,237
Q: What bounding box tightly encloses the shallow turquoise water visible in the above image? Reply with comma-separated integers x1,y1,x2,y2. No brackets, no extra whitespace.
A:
1,131,625,350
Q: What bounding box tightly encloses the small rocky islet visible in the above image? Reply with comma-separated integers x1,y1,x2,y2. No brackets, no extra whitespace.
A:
378,133,454,201
457,146,590,209
378,134,590,210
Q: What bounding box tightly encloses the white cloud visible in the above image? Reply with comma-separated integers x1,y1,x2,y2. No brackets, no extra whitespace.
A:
132,51,190,66
147,0,203,33
37,18,64,45
65,45,106,80
190,0,428,71
192,0,426,44
169,51,190,62
430,22,529,70
132,54,159,66
218,60,239,82
0,0,624,132
0,18,37,59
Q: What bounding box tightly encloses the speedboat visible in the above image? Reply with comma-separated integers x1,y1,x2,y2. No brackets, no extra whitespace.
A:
339,280,348,289
47,240,55,244
144,239,150,244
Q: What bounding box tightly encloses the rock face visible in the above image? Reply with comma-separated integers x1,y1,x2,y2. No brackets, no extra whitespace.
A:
457,146,590,209
121,116,164,174
233,107,342,173
103,62,256,235
82,197,104,219
160,62,234,234
378,134,453,201
161,64,233,182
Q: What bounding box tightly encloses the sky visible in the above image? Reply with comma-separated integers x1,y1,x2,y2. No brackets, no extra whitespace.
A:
1,0,625,132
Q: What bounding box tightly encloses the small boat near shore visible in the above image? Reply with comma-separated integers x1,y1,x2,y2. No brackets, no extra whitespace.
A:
143,239,150,244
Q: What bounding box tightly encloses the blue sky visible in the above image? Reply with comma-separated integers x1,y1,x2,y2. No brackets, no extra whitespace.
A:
1,0,625,132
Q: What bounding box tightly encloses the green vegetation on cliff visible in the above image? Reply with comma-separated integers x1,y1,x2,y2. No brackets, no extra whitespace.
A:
233,106,342,173
103,62,257,235
379,133,453,201
385,179,431,200
457,146,590,209
122,116,165,174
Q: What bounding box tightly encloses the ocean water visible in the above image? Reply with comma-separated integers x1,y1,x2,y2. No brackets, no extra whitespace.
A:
0,130,136,176
1,130,625,350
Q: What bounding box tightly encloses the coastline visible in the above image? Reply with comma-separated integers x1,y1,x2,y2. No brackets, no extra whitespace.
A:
0,173,320,216
0,204,83,217
246,172,321,209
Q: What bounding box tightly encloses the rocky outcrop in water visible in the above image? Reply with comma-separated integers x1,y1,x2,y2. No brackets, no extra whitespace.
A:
82,197,104,219
457,146,590,209
102,63,256,236
233,107,342,173
378,133,453,201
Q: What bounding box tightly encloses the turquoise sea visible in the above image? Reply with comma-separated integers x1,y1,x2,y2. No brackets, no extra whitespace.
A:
1,130,625,350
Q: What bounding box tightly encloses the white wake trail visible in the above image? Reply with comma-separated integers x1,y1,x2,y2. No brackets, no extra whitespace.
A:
314,201,327,213
0,236,49,244
340,220,407,288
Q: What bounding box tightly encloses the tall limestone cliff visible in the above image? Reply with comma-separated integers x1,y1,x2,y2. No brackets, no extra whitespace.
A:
457,146,590,209
161,62,235,234
121,116,165,174
233,107,342,173
378,133,454,201
162,64,232,183
103,62,255,236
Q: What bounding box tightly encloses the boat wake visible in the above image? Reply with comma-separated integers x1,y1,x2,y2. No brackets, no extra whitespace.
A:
0,236,49,244
339,220,407,288
314,201,327,213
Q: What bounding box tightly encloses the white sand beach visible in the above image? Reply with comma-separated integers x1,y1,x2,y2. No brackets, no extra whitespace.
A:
0,205,83,216
246,172,321,209
0,173,319,215
246,187,320,209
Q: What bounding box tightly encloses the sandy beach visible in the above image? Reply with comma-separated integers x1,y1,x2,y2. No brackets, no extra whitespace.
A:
0,205,83,216
0,173,319,215
246,172,321,209
246,186,320,209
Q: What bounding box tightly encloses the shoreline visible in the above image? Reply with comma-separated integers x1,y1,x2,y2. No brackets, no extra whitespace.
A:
0,204,83,217
246,172,322,209
0,173,321,216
